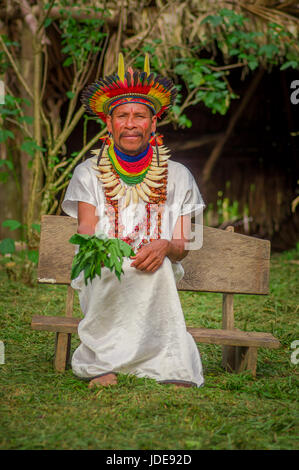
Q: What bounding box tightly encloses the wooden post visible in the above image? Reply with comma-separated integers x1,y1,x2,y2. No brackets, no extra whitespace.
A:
54,332,71,372
222,293,236,371
234,346,258,377
65,285,74,317
221,226,258,376
222,225,236,371
54,286,74,372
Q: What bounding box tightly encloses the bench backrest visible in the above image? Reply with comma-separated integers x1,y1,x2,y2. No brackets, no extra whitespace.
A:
38,215,270,295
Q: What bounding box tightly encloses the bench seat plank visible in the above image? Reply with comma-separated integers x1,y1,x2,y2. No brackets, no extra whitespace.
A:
31,315,281,349
32,315,80,333
187,327,281,348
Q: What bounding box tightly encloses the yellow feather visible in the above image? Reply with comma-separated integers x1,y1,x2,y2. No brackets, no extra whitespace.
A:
118,53,125,82
144,53,150,76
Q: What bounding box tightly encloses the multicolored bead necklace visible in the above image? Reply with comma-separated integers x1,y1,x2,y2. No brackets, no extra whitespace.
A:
91,138,170,250
107,143,153,186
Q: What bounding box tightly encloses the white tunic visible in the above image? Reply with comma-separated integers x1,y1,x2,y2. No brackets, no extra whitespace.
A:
62,155,205,387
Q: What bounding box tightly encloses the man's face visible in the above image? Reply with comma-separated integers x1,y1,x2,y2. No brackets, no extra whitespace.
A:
106,103,157,156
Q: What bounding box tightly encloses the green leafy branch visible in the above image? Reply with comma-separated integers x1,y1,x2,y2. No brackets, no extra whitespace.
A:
201,9,299,71
69,234,136,285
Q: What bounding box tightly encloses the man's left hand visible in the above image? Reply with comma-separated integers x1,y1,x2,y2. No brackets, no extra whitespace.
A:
130,239,169,273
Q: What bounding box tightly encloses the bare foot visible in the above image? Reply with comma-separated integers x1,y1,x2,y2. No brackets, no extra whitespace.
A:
88,373,117,388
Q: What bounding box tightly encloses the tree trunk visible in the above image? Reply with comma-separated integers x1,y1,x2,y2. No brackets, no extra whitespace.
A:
26,33,43,248
0,22,22,240
18,20,35,228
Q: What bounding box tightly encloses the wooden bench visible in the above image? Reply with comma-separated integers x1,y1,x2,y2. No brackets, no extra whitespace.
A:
31,215,281,376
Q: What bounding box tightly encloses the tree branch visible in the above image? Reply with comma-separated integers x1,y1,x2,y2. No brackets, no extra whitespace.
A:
4,83,33,138
49,105,86,159
0,34,33,99
17,0,51,44
36,0,56,35
126,0,176,67
5,117,33,138
54,126,107,188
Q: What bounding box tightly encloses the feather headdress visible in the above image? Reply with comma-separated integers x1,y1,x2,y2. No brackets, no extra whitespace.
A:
81,53,177,122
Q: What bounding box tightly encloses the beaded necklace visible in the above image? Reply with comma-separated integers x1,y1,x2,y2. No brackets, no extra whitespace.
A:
107,144,153,185
92,140,170,250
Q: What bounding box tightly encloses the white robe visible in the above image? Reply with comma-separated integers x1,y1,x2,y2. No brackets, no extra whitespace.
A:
62,155,205,387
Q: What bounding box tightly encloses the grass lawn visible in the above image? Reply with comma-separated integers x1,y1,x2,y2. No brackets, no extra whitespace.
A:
0,249,298,450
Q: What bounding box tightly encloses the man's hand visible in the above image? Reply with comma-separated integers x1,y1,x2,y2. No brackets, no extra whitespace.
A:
130,239,169,273
130,214,191,273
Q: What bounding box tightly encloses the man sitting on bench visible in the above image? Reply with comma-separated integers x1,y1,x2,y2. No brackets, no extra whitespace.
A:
61,54,205,389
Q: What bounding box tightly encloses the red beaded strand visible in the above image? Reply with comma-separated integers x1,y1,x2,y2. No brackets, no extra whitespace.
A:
100,144,168,250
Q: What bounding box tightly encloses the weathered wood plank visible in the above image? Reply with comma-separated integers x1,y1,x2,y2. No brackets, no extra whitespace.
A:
38,215,77,284
31,315,80,333
65,286,74,317
187,328,281,348
234,346,258,376
32,315,281,349
54,332,71,372
38,215,271,294
179,225,270,294
222,293,236,369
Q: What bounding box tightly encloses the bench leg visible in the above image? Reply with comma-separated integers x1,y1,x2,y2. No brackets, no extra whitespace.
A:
222,345,237,372
222,292,236,372
234,346,257,377
54,332,71,372
222,346,257,377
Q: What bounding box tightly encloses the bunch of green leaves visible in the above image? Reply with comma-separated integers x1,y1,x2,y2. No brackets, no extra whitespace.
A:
173,57,237,116
58,3,108,70
201,9,299,71
69,233,136,285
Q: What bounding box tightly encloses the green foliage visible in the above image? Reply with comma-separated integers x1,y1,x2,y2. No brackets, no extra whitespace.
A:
20,139,46,158
0,220,40,267
2,219,22,231
201,9,299,71
0,94,32,126
59,2,108,70
0,128,14,143
174,57,236,116
204,184,245,227
0,34,19,74
0,93,41,171
0,237,15,255
0,159,14,184
69,233,135,284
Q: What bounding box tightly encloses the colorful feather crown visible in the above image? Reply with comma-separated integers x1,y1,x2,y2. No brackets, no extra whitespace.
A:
81,53,177,123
